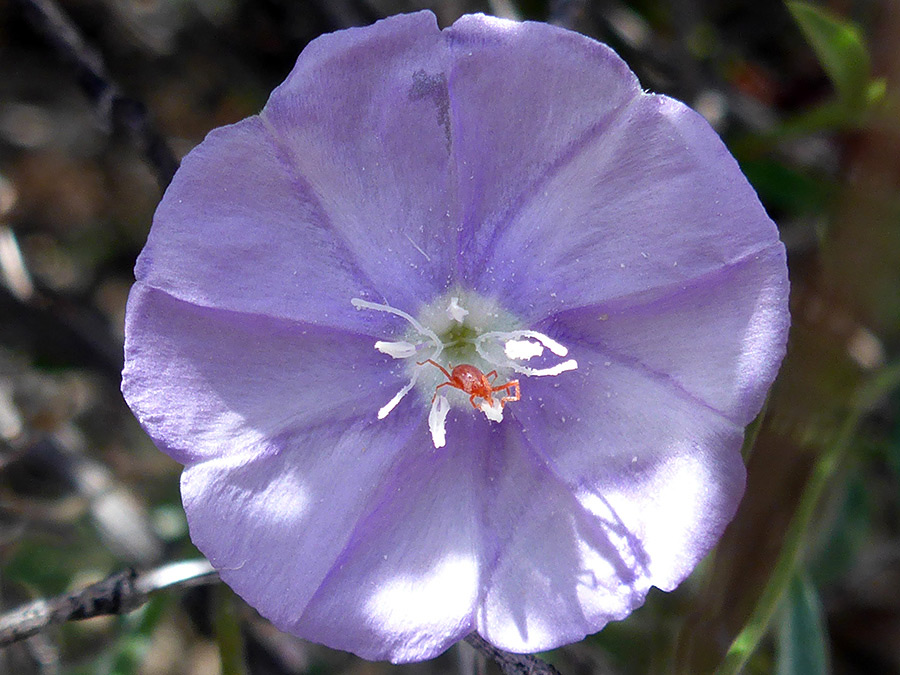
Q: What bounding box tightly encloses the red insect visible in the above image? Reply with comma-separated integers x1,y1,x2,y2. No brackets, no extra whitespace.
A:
418,359,520,410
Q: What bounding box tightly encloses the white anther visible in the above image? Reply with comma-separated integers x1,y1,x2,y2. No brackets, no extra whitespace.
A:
479,398,504,422
428,394,451,448
447,297,469,323
475,329,577,377
504,339,543,361
351,298,443,361
494,330,569,357
375,340,418,359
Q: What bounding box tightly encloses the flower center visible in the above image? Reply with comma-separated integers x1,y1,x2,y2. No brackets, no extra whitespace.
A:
352,290,577,448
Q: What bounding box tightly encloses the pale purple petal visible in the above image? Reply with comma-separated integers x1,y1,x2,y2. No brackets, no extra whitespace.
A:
140,11,460,328
292,415,483,663
122,283,412,465
261,11,456,311
542,244,789,425
137,117,379,333
472,92,783,323
444,15,641,279
180,412,421,641
509,351,746,594
474,421,651,652
121,10,791,663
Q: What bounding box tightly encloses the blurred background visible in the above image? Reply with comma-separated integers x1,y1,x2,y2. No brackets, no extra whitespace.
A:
1,0,899,673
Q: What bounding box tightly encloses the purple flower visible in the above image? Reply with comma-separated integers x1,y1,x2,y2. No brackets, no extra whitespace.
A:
122,11,789,663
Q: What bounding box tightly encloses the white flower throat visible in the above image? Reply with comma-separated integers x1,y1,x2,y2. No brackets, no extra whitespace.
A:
352,291,577,448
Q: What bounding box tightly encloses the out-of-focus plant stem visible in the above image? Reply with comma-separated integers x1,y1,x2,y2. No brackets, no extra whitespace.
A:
214,585,247,675
715,360,900,675
741,398,769,463
15,0,179,188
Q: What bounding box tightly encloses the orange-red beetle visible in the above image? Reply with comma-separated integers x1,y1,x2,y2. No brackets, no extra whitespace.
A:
418,359,520,410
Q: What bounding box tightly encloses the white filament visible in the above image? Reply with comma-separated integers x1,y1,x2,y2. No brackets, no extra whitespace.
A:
377,369,420,420
351,297,443,361
481,329,569,356
354,297,442,421
515,359,579,377
355,297,576,443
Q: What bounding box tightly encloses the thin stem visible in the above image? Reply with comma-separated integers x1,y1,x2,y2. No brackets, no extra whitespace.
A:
715,360,900,674
14,0,179,188
214,585,247,675
0,559,217,647
463,633,561,675
740,396,769,463
715,415,851,675
670,401,772,672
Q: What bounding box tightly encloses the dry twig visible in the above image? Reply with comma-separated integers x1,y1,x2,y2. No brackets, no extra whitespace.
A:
0,559,217,647
465,633,562,675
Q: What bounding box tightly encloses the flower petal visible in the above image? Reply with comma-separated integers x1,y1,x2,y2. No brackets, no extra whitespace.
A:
180,411,421,643
543,244,789,425
122,283,410,465
137,116,382,333
473,421,653,653
261,11,457,310
509,350,746,599
292,415,483,662
443,14,640,279
472,90,783,323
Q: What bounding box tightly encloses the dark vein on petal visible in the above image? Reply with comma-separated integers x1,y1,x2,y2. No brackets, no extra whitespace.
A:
581,339,744,426
538,240,783,325
473,93,644,275
445,31,466,286
476,418,653,624
511,418,654,584
294,417,440,620
191,412,424,633
135,280,390,341
256,113,388,301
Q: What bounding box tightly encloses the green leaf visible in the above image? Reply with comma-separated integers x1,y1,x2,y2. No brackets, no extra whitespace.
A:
740,159,832,216
775,573,831,675
787,1,870,112
867,77,888,105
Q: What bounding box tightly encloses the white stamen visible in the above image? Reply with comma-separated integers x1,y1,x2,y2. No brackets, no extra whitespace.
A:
378,370,420,420
517,359,579,377
485,330,569,357
357,295,576,446
479,398,504,422
352,297,443,361
375,340,418,359
504,339,543,361
447,297,469,323
354,298,446,421
475,329,577,377
428,394,451,448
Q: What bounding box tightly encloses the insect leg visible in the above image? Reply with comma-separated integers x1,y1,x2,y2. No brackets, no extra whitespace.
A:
417,358,452,380
498,380,520,407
